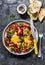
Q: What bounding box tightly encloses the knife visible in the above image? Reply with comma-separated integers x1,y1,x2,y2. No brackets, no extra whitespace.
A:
30,18,38,55
30,18,35,38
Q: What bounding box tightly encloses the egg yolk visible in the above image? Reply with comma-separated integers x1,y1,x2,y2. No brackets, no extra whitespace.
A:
11,35,19,43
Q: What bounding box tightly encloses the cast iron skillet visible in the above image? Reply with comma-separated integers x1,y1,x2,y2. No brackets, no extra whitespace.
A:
2,20,38,55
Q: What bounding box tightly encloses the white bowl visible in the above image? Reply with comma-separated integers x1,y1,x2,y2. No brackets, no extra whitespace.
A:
2,20,38,55
17,4,27,14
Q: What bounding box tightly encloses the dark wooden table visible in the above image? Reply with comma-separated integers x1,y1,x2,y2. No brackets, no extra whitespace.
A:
0,0,45,65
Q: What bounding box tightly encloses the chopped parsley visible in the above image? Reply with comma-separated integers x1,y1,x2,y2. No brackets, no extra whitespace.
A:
11,45,15,51
27,7,32,12
9,30,15,37
20,36,24,42
20,44,25,50
24,28,29,35
10,14,15,20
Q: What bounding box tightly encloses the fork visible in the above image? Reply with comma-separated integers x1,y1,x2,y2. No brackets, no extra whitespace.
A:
38,23,43,57
38,33,43,57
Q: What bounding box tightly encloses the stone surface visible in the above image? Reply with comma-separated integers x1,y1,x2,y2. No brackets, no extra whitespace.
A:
0,0,45,65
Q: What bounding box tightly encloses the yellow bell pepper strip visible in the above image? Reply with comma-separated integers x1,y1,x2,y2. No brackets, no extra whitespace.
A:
34,39,38,55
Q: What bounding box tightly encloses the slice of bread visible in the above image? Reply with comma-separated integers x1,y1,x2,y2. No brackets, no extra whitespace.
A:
29,0,37,4
37,1,42,8
29,0,42,14
27,11,38,20
38,8,45,22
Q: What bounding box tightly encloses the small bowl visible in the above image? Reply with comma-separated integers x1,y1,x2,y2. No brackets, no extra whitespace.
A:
17,4,27,14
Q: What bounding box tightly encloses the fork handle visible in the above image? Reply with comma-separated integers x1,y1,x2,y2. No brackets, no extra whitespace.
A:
38,37,42,57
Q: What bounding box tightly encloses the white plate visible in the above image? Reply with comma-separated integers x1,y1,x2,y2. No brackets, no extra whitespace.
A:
2,20,38,55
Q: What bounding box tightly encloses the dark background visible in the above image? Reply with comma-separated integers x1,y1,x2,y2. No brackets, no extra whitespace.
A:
0,0,45,65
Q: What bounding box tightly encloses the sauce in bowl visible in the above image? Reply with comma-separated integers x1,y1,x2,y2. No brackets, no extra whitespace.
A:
19,6,25,12
17,4,27,14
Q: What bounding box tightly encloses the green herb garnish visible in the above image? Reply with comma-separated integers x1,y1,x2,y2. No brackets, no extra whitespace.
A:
20,36,24,42
24,28,29,35
10,14,15,20
20,44,25,50
19,23,24,27
9,30,15,37
30,45,34,49
27,7,32,12
11,46,15,51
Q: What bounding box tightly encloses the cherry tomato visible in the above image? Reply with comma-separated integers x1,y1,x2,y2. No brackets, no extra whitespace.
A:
12,23,18,27
24,23,31,30
16,48,19,52
14,23,19,28
12,23,19,32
